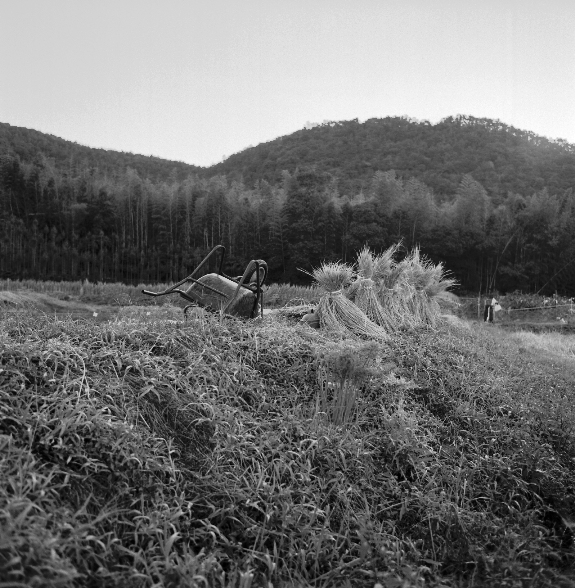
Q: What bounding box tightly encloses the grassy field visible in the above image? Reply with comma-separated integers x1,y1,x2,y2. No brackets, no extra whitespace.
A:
1,295,575,586
0,279,319,310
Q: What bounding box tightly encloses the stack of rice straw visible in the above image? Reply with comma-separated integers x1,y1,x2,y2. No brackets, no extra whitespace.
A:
347,246,396,333
309,262,388,340
306,246,456,337
371,243,418,331
389,247,457,328
375,245,458,329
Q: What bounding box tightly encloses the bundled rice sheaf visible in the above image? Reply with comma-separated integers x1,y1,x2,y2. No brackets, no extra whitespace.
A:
372,243,401,287
356,243,458,330
388,248,457,328
347,247,395,333
310,262,388,340
370,243,419,331
388,250,428,327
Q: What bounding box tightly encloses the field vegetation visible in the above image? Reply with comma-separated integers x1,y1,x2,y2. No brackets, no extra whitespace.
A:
508,330,575,362
0,279,319,311
3,112,575,587
1,294,575,586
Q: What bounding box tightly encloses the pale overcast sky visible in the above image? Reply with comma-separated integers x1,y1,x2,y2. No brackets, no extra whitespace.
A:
1,0,574,167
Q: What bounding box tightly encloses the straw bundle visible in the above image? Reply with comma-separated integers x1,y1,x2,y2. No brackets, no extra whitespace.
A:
422,262,458,299
349,247,395,332
383,249,428,326
367,243,420,331
423,261,458,321
311,261,355,293
347,246,372,301
311,261,388,340
379,278,420,330
391,248,457,327
372,243,401,287
317,291,389,340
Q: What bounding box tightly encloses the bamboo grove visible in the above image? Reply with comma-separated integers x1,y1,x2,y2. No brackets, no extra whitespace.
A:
1,154,575,295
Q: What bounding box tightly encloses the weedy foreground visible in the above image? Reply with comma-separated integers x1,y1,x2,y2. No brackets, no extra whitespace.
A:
1,309,574,588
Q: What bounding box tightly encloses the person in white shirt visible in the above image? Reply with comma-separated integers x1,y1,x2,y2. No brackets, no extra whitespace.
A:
484,295,498,323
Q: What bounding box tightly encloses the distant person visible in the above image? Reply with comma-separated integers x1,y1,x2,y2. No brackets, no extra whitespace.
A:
483,295,498,323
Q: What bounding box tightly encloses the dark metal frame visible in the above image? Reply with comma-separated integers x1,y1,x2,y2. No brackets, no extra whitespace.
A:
142,245,268,319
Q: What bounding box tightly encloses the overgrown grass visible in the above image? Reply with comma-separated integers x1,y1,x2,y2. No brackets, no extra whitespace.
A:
509,331,575,361
261,283,320,308
0,279,320,309
0,279,172,307
1,309,574,587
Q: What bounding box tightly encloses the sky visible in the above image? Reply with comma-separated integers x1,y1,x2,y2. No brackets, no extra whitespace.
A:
1,0,574,168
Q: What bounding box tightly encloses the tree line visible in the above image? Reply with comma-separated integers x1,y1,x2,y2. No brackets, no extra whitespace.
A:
1,153,575,295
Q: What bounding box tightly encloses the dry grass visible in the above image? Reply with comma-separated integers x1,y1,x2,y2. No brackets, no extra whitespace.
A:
372,243,401,285
305,247,457,336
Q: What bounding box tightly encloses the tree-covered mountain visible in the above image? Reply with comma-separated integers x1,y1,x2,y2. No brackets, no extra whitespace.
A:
1,116,575,295
207,115,575,198
0,122,200,183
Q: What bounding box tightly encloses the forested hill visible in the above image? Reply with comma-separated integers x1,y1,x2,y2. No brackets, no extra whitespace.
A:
2,115,575,295
3,116,575,197
0,123,200,183
207,115,575,198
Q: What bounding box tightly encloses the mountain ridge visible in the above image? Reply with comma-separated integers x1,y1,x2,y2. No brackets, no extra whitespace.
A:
206,115,575,197
2,115,574,198
0,122,201,183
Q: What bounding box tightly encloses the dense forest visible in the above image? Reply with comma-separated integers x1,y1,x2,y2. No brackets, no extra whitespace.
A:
1,115,575,295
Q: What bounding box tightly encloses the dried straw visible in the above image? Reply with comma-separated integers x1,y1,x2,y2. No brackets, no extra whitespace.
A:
308,260,387,340
423,262,458,298
379,278,420,330
311,262,355,293
349,247,395,332
385,248,457,328
316,290,388,340
354,278,396,333
356,246,374,278
365,244,416,331
373,243,401,287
